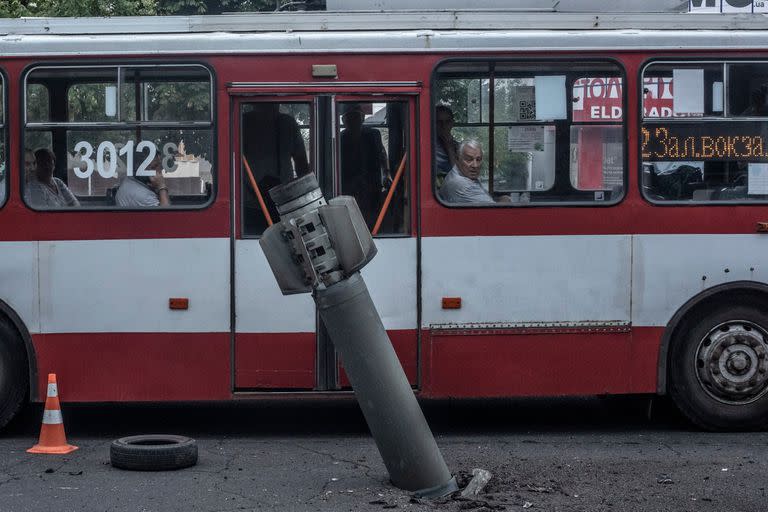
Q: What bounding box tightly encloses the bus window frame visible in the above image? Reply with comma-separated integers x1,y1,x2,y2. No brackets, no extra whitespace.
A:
639,57,768,206
20,60,217,212
430,56,628,209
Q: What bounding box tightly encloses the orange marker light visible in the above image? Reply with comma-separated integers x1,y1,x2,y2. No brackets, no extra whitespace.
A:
169,298,189,310
442,297,462,310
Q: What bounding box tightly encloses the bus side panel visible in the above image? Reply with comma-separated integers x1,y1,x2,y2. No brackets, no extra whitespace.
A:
421,235,632,326
425,330,634,397
419,234,636,396
422,327,660,397
0,242,40,334
33,332,231,401
37,238,229,333
632,234,768,327
235,332,316,389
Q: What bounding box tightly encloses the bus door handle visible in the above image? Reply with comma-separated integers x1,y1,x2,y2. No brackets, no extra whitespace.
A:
757,222,768,233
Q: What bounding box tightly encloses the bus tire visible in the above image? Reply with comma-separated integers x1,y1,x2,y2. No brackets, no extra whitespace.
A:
0,318,28,431
669,303,768,431
110,435,198,471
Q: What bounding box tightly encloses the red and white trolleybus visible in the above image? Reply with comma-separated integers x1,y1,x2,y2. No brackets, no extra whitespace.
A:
1,8,768,431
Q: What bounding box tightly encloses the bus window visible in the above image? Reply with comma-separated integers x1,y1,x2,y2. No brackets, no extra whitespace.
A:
0,73,5,207
642,61,768,203
23,64,214,210
337,101,409,234
241,101,312,236
729,63,768,117
433,60,625,205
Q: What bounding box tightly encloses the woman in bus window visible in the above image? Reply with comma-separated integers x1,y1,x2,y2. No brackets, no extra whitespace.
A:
25,148,79,208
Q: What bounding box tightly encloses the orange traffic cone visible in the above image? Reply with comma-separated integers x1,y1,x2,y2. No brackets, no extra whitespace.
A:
27,374,78,454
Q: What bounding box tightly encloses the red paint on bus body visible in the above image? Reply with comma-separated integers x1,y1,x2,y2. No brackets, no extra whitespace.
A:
421,327,662,398
235,332,316,389
33,332,231,402
29,326,662,402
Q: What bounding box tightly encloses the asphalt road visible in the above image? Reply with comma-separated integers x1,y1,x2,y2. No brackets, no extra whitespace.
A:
1,396,766,512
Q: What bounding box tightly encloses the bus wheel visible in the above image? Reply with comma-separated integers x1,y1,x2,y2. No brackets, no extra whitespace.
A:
0,318,28,431
670,304,768,430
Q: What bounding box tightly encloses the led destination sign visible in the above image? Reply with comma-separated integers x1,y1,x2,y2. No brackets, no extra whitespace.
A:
642,122,768,161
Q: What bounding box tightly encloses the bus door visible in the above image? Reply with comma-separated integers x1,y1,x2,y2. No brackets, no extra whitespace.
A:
329,95,417,389
230,91,418,391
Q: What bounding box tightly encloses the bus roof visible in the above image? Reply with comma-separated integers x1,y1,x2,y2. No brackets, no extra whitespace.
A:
1,10,768,37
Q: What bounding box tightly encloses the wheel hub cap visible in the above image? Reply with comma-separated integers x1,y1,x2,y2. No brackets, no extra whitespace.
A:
696,321,768,404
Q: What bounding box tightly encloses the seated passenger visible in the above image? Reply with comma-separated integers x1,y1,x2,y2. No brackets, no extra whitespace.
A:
434,105,458,180
116,155,170,207
440,139,509,204
24,148,80,208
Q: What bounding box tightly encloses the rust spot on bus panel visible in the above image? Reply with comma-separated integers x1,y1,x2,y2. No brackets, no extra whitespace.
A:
169,298,189,310
442,297,461,309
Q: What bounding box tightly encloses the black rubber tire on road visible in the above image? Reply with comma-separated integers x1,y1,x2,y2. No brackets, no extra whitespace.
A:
0,318,28,431
110,435,198,471
669,304,768,431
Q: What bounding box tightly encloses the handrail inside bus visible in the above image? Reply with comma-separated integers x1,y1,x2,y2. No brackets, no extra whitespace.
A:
372,153,407,236
242,155,273,227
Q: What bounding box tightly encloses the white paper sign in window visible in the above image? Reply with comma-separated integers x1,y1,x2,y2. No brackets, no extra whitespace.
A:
748,163,768,195
673,69,705,117
508,125,544,152
535,75,566,120
712,81,724,112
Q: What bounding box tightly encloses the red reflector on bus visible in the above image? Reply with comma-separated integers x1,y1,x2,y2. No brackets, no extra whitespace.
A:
442,297,462,309
169,298,189,310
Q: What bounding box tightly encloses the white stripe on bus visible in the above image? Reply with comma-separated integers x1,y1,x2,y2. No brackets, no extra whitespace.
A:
1,234,766,334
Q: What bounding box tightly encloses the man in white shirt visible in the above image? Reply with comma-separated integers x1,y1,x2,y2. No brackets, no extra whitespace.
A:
116,155,170,207
440,139,509,204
